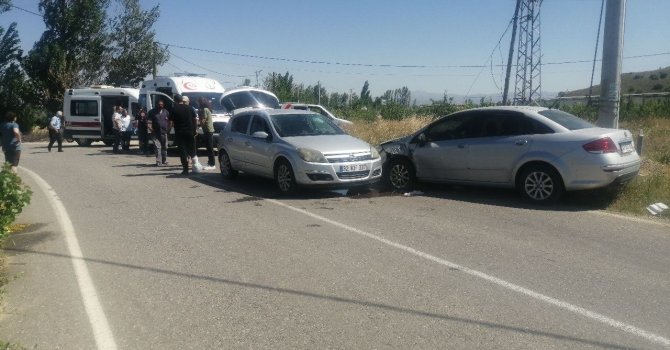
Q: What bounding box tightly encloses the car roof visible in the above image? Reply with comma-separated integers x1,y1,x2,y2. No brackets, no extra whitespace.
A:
458,106,549,114
235,108,319,117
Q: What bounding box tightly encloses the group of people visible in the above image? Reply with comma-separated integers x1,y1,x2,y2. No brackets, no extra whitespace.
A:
1,110,65,172
112,106,133,154
1,94,217,175
142,94,216,175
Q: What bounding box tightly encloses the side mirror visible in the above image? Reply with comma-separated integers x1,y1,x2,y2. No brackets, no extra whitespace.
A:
418,133,427,146
252,131,271,141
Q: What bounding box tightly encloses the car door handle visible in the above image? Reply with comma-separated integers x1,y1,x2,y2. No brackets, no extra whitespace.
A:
226,137,233,142
515,139,528,146
457,144,466,149
244,141,251,147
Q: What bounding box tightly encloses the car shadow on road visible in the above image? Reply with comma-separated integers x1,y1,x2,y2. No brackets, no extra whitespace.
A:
0,246,644,350
186,171,621,213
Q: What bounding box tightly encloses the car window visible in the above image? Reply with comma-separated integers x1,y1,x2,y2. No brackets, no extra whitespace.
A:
477,113,555,137
271,114,344,137
249,115,271,134
424,113,479,141
230,114,251,134
538,109,594,130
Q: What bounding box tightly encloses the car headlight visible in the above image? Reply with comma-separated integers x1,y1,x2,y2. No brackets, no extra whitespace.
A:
370,146,380,159
297,148,328,163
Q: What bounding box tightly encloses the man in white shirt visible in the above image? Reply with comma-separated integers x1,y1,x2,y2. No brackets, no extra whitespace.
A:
47,111,64,152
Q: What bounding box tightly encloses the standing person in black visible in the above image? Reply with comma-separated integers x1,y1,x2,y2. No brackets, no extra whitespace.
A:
136,107,150,155
169,94,197,175
147,99,169,166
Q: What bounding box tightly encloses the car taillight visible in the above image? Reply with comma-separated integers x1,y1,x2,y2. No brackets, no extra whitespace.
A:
583,137,618,153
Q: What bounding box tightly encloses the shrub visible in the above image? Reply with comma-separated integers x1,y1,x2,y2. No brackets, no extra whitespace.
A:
380,102,407,121
652,84,663,91
0,164,32,238
649,74,659,81
633,75,643,80
660,72,668,79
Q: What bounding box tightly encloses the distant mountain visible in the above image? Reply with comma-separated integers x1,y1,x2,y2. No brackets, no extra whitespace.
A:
561,66,670,97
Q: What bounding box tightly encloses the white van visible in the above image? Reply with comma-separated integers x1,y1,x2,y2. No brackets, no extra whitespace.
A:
63,85,139,146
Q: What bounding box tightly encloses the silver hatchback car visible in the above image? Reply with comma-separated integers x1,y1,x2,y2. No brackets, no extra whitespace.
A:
218,109,382,193
379,106,641,202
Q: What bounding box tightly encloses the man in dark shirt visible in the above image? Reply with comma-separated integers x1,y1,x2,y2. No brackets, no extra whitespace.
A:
169,94,197,175
147,99,170,166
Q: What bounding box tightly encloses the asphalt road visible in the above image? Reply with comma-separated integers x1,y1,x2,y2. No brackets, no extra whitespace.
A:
1,141,669,349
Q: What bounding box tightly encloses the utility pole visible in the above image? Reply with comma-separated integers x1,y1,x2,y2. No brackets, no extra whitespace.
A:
502,0,522,105
597,0,626,128
318,81,321,105
255,70,263,88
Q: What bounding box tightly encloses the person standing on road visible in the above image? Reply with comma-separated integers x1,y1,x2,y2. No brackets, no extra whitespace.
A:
120,108,132,152
0,112,22,172
169,94,196,175
147,99,169,166
112,106,123,154
47,111,64,152
136,107,150,155
198,97,215,168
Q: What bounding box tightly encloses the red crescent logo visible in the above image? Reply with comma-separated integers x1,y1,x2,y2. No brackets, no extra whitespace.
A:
183,82,198,90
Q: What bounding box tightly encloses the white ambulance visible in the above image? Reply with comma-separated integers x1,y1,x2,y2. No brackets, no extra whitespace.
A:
63,85,139,146
139,75,230,147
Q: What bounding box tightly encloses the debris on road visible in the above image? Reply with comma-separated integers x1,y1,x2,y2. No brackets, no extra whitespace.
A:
403,190,424,197
646,202,669,216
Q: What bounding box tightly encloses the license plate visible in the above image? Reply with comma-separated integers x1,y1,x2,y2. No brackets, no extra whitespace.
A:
620,141,634,154
339,164,368,172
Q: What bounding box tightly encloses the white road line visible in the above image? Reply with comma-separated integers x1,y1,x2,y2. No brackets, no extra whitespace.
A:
254,197,670,347
22,168,118,350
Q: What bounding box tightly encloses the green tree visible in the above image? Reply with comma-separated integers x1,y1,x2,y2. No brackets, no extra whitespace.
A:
359,80,371,106
0,18,40,130
24,0,110,112
263,71,294,101
106,0,168,86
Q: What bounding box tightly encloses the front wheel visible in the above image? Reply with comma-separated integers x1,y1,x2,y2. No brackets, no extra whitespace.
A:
519,164,564,203
218,151,237,179
385,158,416,192
275,160,297,194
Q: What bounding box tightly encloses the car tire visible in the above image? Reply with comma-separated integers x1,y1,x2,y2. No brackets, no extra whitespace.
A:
275,159,297,194
218,151,237,179
386,157,416,192
75,138,92,147
519,164,564,203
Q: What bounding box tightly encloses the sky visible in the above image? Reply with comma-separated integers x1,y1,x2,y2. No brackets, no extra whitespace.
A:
2,0,669,100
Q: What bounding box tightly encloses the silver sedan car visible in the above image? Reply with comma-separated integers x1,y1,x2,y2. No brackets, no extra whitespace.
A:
379,106,641,202
218,109,382,193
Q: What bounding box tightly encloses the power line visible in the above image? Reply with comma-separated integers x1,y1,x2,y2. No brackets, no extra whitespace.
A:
465,18,514,98
9,5,41,17
167,49,250,78
163,41,670,70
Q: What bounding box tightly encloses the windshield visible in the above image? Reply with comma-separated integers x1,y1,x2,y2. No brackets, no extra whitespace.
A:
538,109,595,130
182,92,225,113
271,114,345,137
221,90,280,112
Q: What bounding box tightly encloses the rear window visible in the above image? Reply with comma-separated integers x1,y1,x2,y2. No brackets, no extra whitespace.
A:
538,109,594,130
